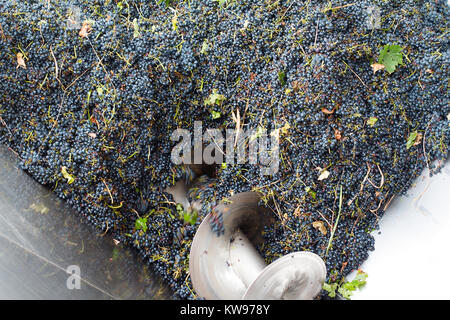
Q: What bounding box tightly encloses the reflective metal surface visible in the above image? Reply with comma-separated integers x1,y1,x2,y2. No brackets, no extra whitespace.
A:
189,191,326,300
189,192,272,299
0,146,170,299
243,252,326,300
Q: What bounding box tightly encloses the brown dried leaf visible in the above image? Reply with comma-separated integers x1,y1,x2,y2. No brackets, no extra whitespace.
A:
413,133,423,146
90,115,98,126
371,63,385,74
340,261,348,273
231,108,241,147
16,52,26,69
312,221,327,235
291,80,301,92
334,129,342,140
321,107,335,115
79,21,92,38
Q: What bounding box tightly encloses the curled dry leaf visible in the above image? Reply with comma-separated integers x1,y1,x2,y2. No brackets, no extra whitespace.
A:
61,166,75,184
291,80,301,92
318,170,330,181
413,132,423,146
79,21,92,38
16,52,26,69
340,261,348,273
90,115,98,125
321,107,336,115
312,221,327,235
334,129,342,140
371,63,385,74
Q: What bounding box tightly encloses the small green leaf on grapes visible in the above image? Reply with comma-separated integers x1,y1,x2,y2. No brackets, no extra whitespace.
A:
210,110,221,119
135,217,148,232
204,89,225,106
322,282,338,298
367,117,378,126
378,44,404,74
406,131,418,150
278,70,286,86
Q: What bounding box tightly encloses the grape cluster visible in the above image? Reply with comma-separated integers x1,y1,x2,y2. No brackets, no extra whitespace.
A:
0,0,448,299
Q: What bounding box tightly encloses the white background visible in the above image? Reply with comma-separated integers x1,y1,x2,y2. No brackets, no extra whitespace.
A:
351,161,450,299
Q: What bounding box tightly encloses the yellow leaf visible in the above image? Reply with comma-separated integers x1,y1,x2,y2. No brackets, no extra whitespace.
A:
61,166,75,184
30,203,49,215
172,14,178,31
270,122,290,140
312,221,327,235
367,117,378,126
281,122,291,135
294,206,302,217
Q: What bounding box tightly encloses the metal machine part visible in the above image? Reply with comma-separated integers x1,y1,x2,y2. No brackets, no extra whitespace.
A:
188,191,326,300
242,251,327,300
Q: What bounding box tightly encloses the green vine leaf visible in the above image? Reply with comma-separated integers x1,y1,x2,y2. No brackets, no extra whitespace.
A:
378,44,404,74
135,217,148,232
200,39,209,55
406,131,418,150
323,270,368,300
322,282,338,298
278,70,286,86
338,270,368,299
210,110,221,119
305,186,316,199
204,89,225,106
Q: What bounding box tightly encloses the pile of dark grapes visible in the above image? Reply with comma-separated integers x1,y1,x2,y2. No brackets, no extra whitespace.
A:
0,0,448,299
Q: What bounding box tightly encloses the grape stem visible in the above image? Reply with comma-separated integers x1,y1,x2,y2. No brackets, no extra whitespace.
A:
326,185,343,256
